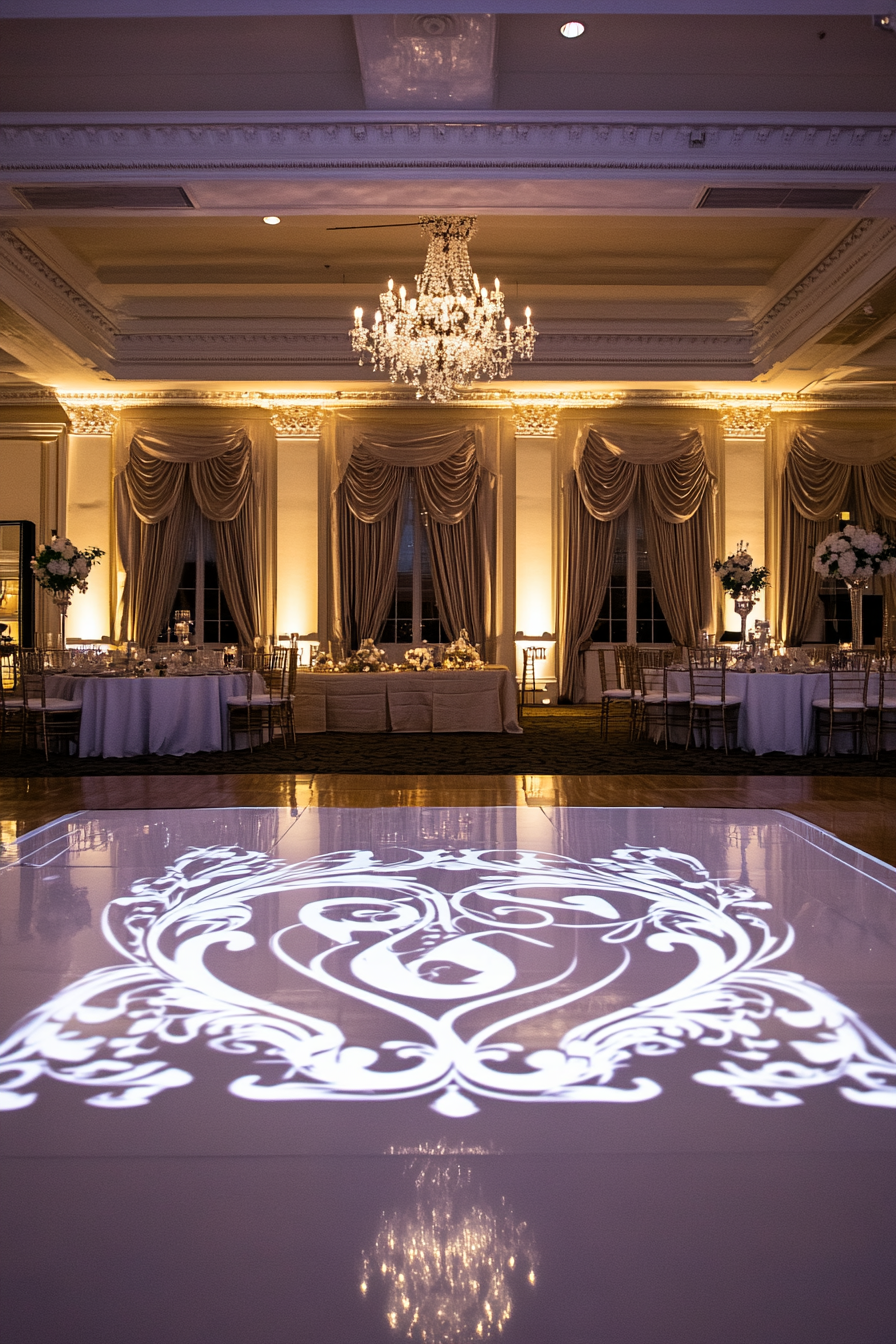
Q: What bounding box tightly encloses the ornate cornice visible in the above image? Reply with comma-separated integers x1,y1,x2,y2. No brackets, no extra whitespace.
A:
0,230,116,344
35,388,896,422
1,114,894,175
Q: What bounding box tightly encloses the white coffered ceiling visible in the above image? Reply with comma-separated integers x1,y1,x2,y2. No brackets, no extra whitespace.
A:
0,8,895,401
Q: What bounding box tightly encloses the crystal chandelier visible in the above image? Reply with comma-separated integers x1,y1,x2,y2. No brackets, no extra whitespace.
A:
351,216,537,402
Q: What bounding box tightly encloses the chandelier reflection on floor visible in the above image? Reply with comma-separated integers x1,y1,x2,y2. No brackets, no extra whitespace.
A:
351,216,537,402
361,1148,537,1342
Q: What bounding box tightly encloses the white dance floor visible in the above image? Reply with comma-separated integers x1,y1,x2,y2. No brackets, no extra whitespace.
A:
1,806,894,1343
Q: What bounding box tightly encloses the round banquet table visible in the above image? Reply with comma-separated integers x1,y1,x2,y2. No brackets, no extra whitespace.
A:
44,672,265,758
663,669,887,756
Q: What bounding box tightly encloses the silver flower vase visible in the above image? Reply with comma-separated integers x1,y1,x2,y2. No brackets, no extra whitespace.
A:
844,576,869,649
733,590,756,648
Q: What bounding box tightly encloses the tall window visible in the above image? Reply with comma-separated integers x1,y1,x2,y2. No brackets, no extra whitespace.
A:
159,518,239,645
378,482,448,646
590,507,672,645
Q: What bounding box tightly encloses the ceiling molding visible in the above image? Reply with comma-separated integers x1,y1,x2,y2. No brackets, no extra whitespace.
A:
2,115,894,178
752,217,896,370
3,387,891,415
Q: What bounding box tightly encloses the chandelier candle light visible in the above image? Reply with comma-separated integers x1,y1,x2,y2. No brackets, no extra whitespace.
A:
351,216,537,402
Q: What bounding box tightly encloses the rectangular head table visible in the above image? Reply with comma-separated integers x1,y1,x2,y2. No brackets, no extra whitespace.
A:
292,666,522,734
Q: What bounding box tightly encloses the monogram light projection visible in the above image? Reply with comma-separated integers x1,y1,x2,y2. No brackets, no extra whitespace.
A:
1,834,895,1117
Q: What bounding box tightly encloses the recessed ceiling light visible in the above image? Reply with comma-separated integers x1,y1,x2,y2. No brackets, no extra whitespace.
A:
559,21,585,39
263,215,281,225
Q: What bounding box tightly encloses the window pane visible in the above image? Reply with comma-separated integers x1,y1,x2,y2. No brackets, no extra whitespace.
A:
203,560,238,644
160,562,196,642
590,514,628,644
634,511,671,643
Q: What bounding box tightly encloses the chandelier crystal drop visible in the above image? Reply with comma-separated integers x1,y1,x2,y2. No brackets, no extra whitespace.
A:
350,215,537,402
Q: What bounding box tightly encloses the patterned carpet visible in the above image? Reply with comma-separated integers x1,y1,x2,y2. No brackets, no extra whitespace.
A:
4,707,895,777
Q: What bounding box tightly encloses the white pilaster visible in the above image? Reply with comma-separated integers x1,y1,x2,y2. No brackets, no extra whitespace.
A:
514,433,556,680
722,433,768,629
275,435,319,639
65,433,113,640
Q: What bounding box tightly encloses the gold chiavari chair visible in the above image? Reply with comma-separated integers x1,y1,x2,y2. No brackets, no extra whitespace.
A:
685,647,742,753
0,661,25,750
593,648,636,740
20,671,82,760
637,662,690,749
872,651,896,760
812,651,872,756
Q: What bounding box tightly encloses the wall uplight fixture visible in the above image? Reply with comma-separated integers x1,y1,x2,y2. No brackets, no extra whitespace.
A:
559,21,585,38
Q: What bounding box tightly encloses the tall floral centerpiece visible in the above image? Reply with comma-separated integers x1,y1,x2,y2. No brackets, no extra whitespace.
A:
31,535,104,647
812,525,896,649
713,542,770,647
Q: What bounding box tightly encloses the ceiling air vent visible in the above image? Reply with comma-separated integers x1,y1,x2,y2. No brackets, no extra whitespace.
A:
697,186,872,210
12,184,194,210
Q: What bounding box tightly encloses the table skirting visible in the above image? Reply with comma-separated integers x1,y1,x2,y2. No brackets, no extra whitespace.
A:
291,667,522,734
662,670,890,756
45,672,265,758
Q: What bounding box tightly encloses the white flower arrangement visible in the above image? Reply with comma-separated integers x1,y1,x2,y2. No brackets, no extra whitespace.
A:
442,629,483,669
812,525,896,582
403,645,433,670
311,648,335,671
713,542,770,596
31,534,104,597
345,637,387,673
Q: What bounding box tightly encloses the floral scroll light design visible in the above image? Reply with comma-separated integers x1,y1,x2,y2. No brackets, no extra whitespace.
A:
1,842,895,1114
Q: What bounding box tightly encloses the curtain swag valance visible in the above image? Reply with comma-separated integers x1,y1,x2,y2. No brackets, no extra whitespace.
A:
574,426,714,524
333,426,493,655
560,425,715,700
116,425,263,648
777,425,896,644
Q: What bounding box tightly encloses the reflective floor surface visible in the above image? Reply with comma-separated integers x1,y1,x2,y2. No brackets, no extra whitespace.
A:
1,804,895,1344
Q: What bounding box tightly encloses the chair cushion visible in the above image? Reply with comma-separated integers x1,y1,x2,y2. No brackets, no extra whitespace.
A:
811,699,866,711
601,689,632,700
25,698,79,711
692,695,742,706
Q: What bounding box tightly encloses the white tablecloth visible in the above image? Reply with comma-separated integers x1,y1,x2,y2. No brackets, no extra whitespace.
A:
45,672,264,758
292,667,522,734
664,670,888,756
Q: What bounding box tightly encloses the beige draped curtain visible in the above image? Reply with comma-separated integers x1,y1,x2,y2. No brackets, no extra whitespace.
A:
332,426,493,656
777,421,896,644
116,426,264,648
559,425,715,701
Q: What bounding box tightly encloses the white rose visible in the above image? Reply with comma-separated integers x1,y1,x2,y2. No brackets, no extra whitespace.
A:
51,536,66,552
838,552,857,576
863,533,882,556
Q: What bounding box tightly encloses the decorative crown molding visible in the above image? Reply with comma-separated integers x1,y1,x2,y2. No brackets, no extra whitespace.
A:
2,113,894,175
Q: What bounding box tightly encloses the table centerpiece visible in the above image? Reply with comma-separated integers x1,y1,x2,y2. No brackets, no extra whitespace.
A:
713,542,770,647
442,629,484,669
31,534,105,648
344,638,388,673
404,645,433,670
812,525,896,649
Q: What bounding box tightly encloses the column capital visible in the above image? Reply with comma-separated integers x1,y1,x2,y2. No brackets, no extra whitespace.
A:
718,402,772,439
269,405,325,437
60,401,119,435
512,403,560,438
